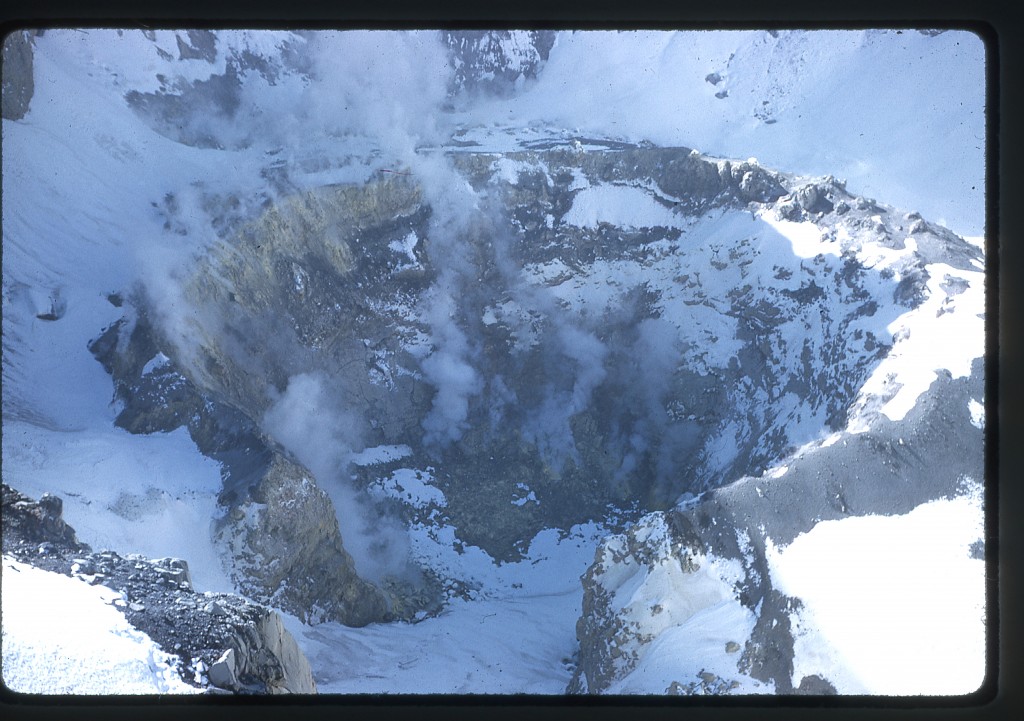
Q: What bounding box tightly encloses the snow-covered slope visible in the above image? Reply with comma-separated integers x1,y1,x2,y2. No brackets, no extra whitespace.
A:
2,555,200,694
2,28,986,696
460,29,986,237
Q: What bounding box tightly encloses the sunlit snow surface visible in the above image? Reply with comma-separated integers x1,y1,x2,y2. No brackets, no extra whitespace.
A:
759,213,987,431
2,28,986,695
766,481,986,695
2,422,232,592
2,556,200,694
460,29,985,237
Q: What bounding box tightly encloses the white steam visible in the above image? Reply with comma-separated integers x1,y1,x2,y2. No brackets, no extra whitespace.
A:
303,32,491,450
261,372,413,585
303,30,451,155
419,287,484,446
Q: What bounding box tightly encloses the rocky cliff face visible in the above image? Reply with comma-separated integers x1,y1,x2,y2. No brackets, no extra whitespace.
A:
2,484,317,694
569,358,985,694
213,453,389,626
88,306,393,627
94,133,981,627
442,30,556,99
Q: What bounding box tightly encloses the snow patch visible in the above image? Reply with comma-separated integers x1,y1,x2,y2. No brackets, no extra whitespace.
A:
765,491,986,695
367,467,446,509
968,399,985,430
349,444,413,466
2,556,200,694
564,184,683,229
141,352,171,376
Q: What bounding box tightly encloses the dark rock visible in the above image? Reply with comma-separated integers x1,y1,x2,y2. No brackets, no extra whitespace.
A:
796,674,838,694
3,484,317,694
2,484,87,552
443,30,556,99
125,63,243,149
969,539,985,560
176,30,217,63
795,183,835,214
2,30,34,120
214,453,390,627
893,267,930,307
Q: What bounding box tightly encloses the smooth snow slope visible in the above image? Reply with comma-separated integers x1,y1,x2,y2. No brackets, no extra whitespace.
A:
2,556,200,694
462,29,985,237
766,481,986,695
0,30,266,592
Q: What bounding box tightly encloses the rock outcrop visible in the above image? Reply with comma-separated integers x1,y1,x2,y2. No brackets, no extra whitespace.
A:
2,30,35,121
443,30,557,99
2,484,317,694
214,453,389,626
95,138,982,620
88,308,392,627
568,358,985,694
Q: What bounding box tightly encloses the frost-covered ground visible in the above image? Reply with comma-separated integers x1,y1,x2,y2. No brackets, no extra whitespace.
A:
592,481,986,696
1,555,200,694
2,28,987,695
284,522,608,693
766,483,986,695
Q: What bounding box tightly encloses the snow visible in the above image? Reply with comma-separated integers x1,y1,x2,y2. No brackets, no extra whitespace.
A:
853,262,985,426
141,352,171,376
463,29,985,237
492,156,524,185
760,213,841,259
284,522,608,693
387,232,419,262
1,556,201,694
578,514,770,694
1,28,986,696
968,399,985,430
1,421,233,593
512,482,538,507
765,484,985,695
563,184,684,229
349,444,413,466
367,467,447,509
605,599,767,695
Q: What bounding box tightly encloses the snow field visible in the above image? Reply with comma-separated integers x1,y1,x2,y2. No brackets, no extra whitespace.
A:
462,29,985,237
563,184,685,230
765,482,986,695
1,556,200,694
284,521,609,693
1,421,233,592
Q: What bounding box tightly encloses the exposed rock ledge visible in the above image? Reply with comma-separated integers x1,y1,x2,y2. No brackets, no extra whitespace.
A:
1,483,316,694
569,359,985,694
